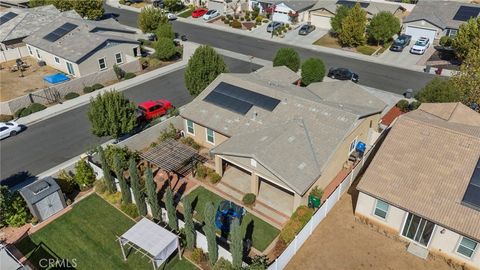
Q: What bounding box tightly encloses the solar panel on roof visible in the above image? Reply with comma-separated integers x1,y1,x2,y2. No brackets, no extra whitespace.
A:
337,0,369,9
214,82,280,112
203,90,253,115
0,12,18,26
453,6,480,22
43,22,78,42
462,158,480,211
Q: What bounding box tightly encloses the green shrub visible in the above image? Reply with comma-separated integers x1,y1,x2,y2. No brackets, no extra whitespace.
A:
124,73,136,79
0,114,13,122
224,19,230,24
234,14,239,20
409,101,421,111
439,36,453,47
213,258,234,270
104,145,139,170
191,248,206,264
167,107,179,117
301,58,326,86
104,191,122,205
262,19,269,23
196,163,207,179
226,14,233,20
28,103,46,113
231,20,242,29
114,64,126,79
159,123,178,142
94,179,108,194
74,158,96,188
273,48,301,72
92,83,104,90
242,193,256,206
240,17,244,21
309,186,323,200
208,171,221,184
65,92,80,100
56,169,77,194
396,99,410,112
179,136,201,150
255,16,263,23
279,206,314,244
120,203,139,218
256,21,261,26
154,37,177,60
15,107,31,118
83,86,94,93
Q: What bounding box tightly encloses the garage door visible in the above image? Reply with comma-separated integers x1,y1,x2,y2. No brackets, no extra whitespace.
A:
405,26,436,41
310,14,331,29
207,0,224,14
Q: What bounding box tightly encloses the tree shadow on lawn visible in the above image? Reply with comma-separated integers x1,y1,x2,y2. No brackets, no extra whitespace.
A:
16,237,75,269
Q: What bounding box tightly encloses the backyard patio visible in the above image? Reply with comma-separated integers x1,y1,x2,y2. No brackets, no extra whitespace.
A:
15,194,197,270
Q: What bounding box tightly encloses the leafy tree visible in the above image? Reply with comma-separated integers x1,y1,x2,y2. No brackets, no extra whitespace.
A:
105,145,137,170
138,6,167,33
367,11,400,44
4,192,31,227
155,37,177,60
163,0,179,12
184,45,228,97
339,3,367,47
203,201,218,266
114,154,132,204
165,187,178,231
415,77,462,103
72,0,103,19
129,159,147,216
113,64,126,80
453,17,480,60
301,58,326,85
231,218,243,268
273,48,301,72
330,5,350,34
87,91,137,139
156,22,175,39
98,146,116,194
74,159,95,188
28,0,47,7
183,197,196,250
451,49,480,110
145,167,161,221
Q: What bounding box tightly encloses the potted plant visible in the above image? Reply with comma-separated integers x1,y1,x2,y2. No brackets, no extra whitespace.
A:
242,193,256,207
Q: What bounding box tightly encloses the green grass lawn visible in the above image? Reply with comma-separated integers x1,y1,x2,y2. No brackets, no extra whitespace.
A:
16,194,196,270
186,186,280,252
356,45,378,55
178,9,192,18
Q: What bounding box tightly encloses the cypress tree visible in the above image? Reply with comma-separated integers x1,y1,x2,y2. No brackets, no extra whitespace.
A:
165,187,178,231
98,146,116,194
231,218,243,268
339,3,367,47
114,154,131,204
145,167,161,221
129,158,147,216
183,197,196,250
203,202,218,265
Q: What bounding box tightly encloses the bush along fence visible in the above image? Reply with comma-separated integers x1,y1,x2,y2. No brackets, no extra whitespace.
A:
267,133,383,270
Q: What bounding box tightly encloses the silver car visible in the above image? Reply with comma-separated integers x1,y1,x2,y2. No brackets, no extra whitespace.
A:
267,22,284,33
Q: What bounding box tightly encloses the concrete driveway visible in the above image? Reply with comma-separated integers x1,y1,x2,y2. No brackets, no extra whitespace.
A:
377,43,435,68
251,23,328,46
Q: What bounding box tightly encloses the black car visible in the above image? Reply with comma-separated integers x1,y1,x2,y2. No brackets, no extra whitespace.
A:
327,68,359,82
390,34,412,52
152,0,163,8
298,24,315,35
97,13,119,21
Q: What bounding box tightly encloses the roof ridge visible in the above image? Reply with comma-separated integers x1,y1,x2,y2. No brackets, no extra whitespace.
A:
299,118,321,170
402,113,480,140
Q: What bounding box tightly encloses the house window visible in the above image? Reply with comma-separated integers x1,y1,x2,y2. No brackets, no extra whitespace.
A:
374,199,389,219
457,237,478,258
206,128,215,144
27,46,32,55
401,213,435,247
98,57,107,70
349,138,358,153
186,119,194,135
66,62,75,75
36,49,41,59
54,57,60,64
448,29,458,37
115,53,123,64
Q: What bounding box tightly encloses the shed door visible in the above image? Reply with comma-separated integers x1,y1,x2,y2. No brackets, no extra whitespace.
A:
405,25,436,41
37,193,63,221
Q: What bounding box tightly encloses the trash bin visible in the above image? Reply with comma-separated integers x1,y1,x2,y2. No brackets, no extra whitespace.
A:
308,195,321,208
404,89,413,99
424,65,431,73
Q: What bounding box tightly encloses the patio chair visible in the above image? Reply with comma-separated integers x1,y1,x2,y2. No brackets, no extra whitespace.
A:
9,65,18,72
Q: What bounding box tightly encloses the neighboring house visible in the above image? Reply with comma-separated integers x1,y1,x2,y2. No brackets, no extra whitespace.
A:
403,1,480,41
252,0,316,24
308,0,406,29
356,103,480,268
24,17,139,77
0,5,81,62
180,66,386,217
207,0,246,14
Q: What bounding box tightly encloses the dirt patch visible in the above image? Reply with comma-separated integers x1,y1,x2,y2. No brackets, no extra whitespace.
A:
313,33,342,49
242,22,256,30
0,57,61,101
285,194,455,270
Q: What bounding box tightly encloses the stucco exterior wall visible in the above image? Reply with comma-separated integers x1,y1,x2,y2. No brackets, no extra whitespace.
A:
26,44,81,76
183,118,229,149
355,192,406,232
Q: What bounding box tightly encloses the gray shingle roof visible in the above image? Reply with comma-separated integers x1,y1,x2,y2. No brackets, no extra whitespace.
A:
0,5,81,43
180,67,385,195
24,17,138,64
404,1,480,30
258,0,317,12
310,0,404,15
20,176,61,205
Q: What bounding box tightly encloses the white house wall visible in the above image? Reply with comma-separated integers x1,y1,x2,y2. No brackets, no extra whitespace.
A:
0,45,29,63
25,44,81,77
356,192,406,232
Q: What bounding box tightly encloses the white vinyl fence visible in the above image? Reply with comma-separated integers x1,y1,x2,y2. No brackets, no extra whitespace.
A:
267,140,378,270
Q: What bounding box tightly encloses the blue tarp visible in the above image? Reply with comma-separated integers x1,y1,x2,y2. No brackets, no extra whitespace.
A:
43,73,69,84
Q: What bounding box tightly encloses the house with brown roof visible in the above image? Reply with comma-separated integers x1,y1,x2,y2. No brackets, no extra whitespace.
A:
355,102,480,268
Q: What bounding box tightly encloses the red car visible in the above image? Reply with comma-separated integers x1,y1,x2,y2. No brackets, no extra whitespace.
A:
136,99,173,121
192,8,208,18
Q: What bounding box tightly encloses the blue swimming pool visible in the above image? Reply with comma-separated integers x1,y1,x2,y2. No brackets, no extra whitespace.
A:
44,73,70,84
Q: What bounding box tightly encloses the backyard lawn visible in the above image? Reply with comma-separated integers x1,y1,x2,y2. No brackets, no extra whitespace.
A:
178,9,192,18
16,194,196,270
186,186,280,252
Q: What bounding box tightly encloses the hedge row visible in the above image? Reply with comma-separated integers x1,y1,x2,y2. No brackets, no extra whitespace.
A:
14,103,47,118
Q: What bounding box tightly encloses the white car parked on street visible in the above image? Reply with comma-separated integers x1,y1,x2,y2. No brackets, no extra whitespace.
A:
203,9,220,20
410,37,430,55
0,121,22,139
167,12,177,20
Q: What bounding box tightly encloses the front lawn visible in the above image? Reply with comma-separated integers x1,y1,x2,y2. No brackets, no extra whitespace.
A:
178,9,192,18
185,186,280,252
16,194,196,270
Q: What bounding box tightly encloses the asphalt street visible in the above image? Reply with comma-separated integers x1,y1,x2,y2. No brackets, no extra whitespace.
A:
104,5,438,95
0,57,258,186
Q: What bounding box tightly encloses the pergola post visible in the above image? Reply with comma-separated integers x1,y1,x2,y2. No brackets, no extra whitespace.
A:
119,238,127,261
151,259,156,270
178,239,182,260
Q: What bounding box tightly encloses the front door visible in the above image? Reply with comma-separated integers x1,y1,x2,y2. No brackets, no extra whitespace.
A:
401,213,435,246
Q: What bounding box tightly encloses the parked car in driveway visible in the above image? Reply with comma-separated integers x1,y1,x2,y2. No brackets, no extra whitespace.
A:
136,99,174,122
203,9,220,20
152,0,163,8
410,37,430,55
167,13,177,20
0,121,22,139
192,8,208,18
327,68,359,82
390,34,412,52
267,22,284,33
298,24,315,35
